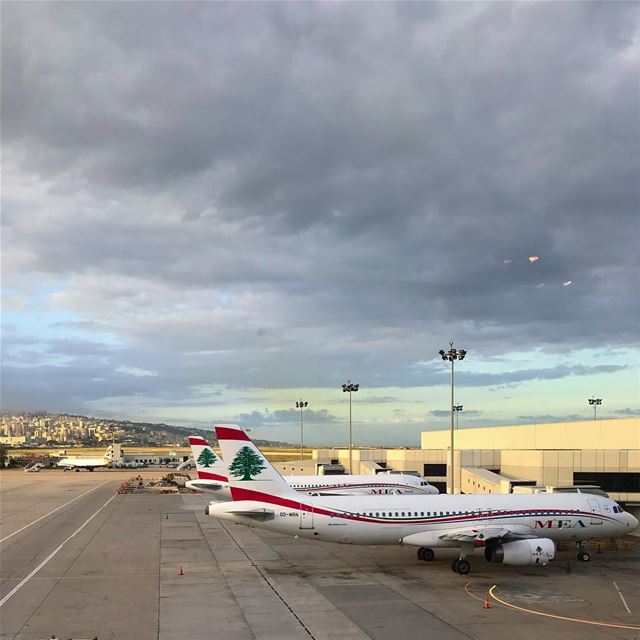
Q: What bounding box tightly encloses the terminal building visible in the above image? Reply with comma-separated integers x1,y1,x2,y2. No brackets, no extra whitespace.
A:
301,417,639,526
109,443,186,467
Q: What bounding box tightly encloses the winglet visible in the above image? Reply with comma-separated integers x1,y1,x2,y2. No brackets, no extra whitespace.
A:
214,424,297,500
188,435,228,482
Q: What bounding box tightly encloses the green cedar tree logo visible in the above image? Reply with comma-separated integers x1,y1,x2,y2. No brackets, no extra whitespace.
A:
228,446,266,481
197,448,218,468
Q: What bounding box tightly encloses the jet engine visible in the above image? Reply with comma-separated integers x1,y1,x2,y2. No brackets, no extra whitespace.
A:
484,539,555,566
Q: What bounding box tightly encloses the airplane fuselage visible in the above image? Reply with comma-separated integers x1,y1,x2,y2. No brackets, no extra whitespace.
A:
209,491,635,546
189,473,437,498
57,457,110,470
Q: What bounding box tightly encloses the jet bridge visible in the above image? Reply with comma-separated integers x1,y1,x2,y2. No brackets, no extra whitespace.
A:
460,467,536,494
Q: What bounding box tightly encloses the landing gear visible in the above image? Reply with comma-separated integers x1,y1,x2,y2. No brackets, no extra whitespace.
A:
452,558,471,574
417,547,435,562
577,550,590,562
452,543,473,574
576,542,591,562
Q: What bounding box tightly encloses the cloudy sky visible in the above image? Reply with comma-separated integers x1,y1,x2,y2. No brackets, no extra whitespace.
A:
2,2,638,445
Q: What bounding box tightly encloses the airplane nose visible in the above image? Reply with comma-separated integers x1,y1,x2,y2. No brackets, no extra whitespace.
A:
628,512,639,531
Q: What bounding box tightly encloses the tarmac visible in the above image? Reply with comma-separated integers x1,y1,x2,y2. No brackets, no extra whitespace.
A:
1,469,639,640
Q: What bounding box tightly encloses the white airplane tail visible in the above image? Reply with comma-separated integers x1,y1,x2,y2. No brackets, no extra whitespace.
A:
188,435,228,482
214,424,298,500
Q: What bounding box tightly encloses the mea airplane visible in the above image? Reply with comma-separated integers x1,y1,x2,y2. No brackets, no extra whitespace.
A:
185,435,438,498
208,424,638,575
56,445,114,471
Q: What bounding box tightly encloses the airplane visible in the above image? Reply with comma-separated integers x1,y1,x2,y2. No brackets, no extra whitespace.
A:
56,445,114,471
207,424,638,575
186,435,438,498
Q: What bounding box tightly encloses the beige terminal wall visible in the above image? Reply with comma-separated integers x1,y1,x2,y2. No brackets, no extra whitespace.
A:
421,418,639,451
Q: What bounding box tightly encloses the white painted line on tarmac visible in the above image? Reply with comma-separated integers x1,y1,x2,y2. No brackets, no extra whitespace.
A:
0,481,111,544
0,493,117,608
613,581,632,614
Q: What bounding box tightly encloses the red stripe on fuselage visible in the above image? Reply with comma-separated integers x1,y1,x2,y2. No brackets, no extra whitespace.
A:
216,427,251,441
197,470,228,482
229,487,334,517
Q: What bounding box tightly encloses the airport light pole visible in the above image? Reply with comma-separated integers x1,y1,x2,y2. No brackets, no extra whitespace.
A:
588,397,602,421
296,400,308,461
453,404,463,430
439,343,467,494
342,380,359,474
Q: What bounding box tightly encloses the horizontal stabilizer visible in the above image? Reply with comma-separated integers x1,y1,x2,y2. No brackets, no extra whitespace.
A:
227,508,274,521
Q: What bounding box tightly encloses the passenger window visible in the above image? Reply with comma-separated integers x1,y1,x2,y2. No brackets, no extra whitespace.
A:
401,512,405,516
376,512,379,517
427,511,431,516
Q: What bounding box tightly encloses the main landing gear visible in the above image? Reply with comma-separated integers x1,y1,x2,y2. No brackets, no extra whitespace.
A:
451,543,474,574
417,547,435,562
452,558,471,574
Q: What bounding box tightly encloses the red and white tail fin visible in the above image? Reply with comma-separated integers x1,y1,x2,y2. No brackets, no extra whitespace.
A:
214,424,297,500
188,435,228,482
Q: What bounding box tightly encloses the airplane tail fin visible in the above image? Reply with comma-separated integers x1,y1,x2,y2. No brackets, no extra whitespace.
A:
214,424,297,500
188,435,228,482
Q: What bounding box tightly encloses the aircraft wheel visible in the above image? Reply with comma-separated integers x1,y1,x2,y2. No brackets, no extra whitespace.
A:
417,547,435,561
452,559,461,573
75,468,80,472
577,551,590,562
456,559,471,574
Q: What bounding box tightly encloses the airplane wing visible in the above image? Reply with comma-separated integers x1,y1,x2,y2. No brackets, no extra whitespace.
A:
437,525,534,545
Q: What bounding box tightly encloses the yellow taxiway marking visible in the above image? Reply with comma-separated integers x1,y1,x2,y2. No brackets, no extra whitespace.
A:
489,584,640,631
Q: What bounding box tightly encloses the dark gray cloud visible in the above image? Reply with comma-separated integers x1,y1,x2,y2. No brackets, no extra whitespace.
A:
516,414,589,423
235,409,338,427
614,408,640,416
1,3,638,422
429,409,482,418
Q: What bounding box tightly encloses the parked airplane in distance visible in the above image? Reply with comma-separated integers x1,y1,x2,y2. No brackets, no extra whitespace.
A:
57,446,114,471
208,424,638,575
186,435,438,498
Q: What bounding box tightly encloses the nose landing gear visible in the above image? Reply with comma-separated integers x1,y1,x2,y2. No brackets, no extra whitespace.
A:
576,542,591,562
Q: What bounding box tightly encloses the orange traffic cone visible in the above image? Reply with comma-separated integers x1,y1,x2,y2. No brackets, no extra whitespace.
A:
179,565,184,576
483,595,491,609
